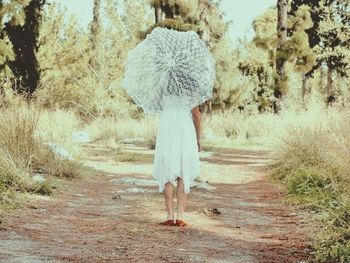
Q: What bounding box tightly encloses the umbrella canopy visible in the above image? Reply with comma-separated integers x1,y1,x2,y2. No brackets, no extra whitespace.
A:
121,27,215,114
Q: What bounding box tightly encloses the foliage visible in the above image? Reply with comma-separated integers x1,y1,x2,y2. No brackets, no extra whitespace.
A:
4,0,45,95
290,0,350,102
287,5,316,74
0,0,29,79
211,38,249,109
147,0,200,33
239,0,350,111
315,1,350,77
270,109,350,262
149,0,199,17
36,3,99,114
236,8,277,112
36,1,151,118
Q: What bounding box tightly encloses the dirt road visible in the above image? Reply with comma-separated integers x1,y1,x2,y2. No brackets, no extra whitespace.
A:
0,141,312,263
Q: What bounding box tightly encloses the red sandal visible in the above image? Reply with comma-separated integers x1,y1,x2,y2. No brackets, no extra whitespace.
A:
160,219,175,226
175,219,187,227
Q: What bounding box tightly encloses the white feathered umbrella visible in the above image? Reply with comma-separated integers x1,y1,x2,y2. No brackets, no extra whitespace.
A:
121,27,215,114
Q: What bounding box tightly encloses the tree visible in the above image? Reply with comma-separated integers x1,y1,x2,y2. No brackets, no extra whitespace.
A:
198,0,228,46
274,0,289,113
317,1,350,105
237,8,277,113
0,0,29,95
146,0,227,48
198,1,233,110
290,0,350,105
36,0,153,117
36,4,96,113
147,0,235,110
99,0,154,117
4,0,46,96
146,0,200,34
287,4,315,107
89,0,101,70
240,4,315,112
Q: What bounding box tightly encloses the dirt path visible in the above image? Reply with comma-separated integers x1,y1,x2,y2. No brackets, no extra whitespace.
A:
0,141,313,263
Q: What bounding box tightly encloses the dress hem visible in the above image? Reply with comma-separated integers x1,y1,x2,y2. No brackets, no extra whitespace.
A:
155,171,200,194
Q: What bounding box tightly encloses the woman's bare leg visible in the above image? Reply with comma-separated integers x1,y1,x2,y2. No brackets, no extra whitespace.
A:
176,177,187,220
164,182,174,220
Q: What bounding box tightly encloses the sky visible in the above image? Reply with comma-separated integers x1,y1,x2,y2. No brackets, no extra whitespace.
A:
56,0,276,44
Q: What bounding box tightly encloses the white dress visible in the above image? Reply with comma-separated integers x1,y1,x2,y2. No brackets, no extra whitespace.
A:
152,95,200,194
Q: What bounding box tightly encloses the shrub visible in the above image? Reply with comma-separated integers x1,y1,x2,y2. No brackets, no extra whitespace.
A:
0,102,84,215
270,110,350,262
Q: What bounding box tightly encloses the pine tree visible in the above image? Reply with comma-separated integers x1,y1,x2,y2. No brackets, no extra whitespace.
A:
98,0,153,117
89,0,101,70
146,0,232,110
238,8,277,113
198,0,231,110
37,0,153,117
274,0,289,113
147,0,227,45
103,0,153,89
287,4,315,107
239,5,315,112
36,3,108,116
290,0,350,105
147,0,200,33
4,0,46,96
317,1,349,105
0,0,29,94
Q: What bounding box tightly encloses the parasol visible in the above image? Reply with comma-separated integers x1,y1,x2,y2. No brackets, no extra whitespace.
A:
121,26,215,114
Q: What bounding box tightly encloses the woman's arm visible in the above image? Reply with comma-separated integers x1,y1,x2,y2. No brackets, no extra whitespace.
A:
191,106,201,152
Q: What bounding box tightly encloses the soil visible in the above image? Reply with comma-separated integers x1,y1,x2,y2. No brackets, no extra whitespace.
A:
0,141,313,263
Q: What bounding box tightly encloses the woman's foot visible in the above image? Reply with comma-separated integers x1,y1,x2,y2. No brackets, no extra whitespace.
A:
160,219,175,226
175,219,187,227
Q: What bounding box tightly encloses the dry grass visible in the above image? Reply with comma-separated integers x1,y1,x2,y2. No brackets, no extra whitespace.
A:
0,103,39,170
0,101,84,215
36,109,83,157
85,115,158,148
202,96,342,149
2,94,349,262
270,108,350,262
201,98,350,261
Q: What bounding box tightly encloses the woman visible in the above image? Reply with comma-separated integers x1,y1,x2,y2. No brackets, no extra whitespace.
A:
121,27,214,227
152,95,202,227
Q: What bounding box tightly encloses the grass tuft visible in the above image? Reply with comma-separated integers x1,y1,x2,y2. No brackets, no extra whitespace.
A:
270,109,350,262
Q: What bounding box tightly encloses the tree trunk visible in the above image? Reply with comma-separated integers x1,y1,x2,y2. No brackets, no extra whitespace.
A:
90,0,101,70
154,0,176,23
90,0,101,50
0,79,5,99
162,3,176,18
155,6,163,23
199,0,211,47
274,0,288,114
319,65,325,89
199,0,212,113
4,0,45,97
326,66,335,106
301,73,308,109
